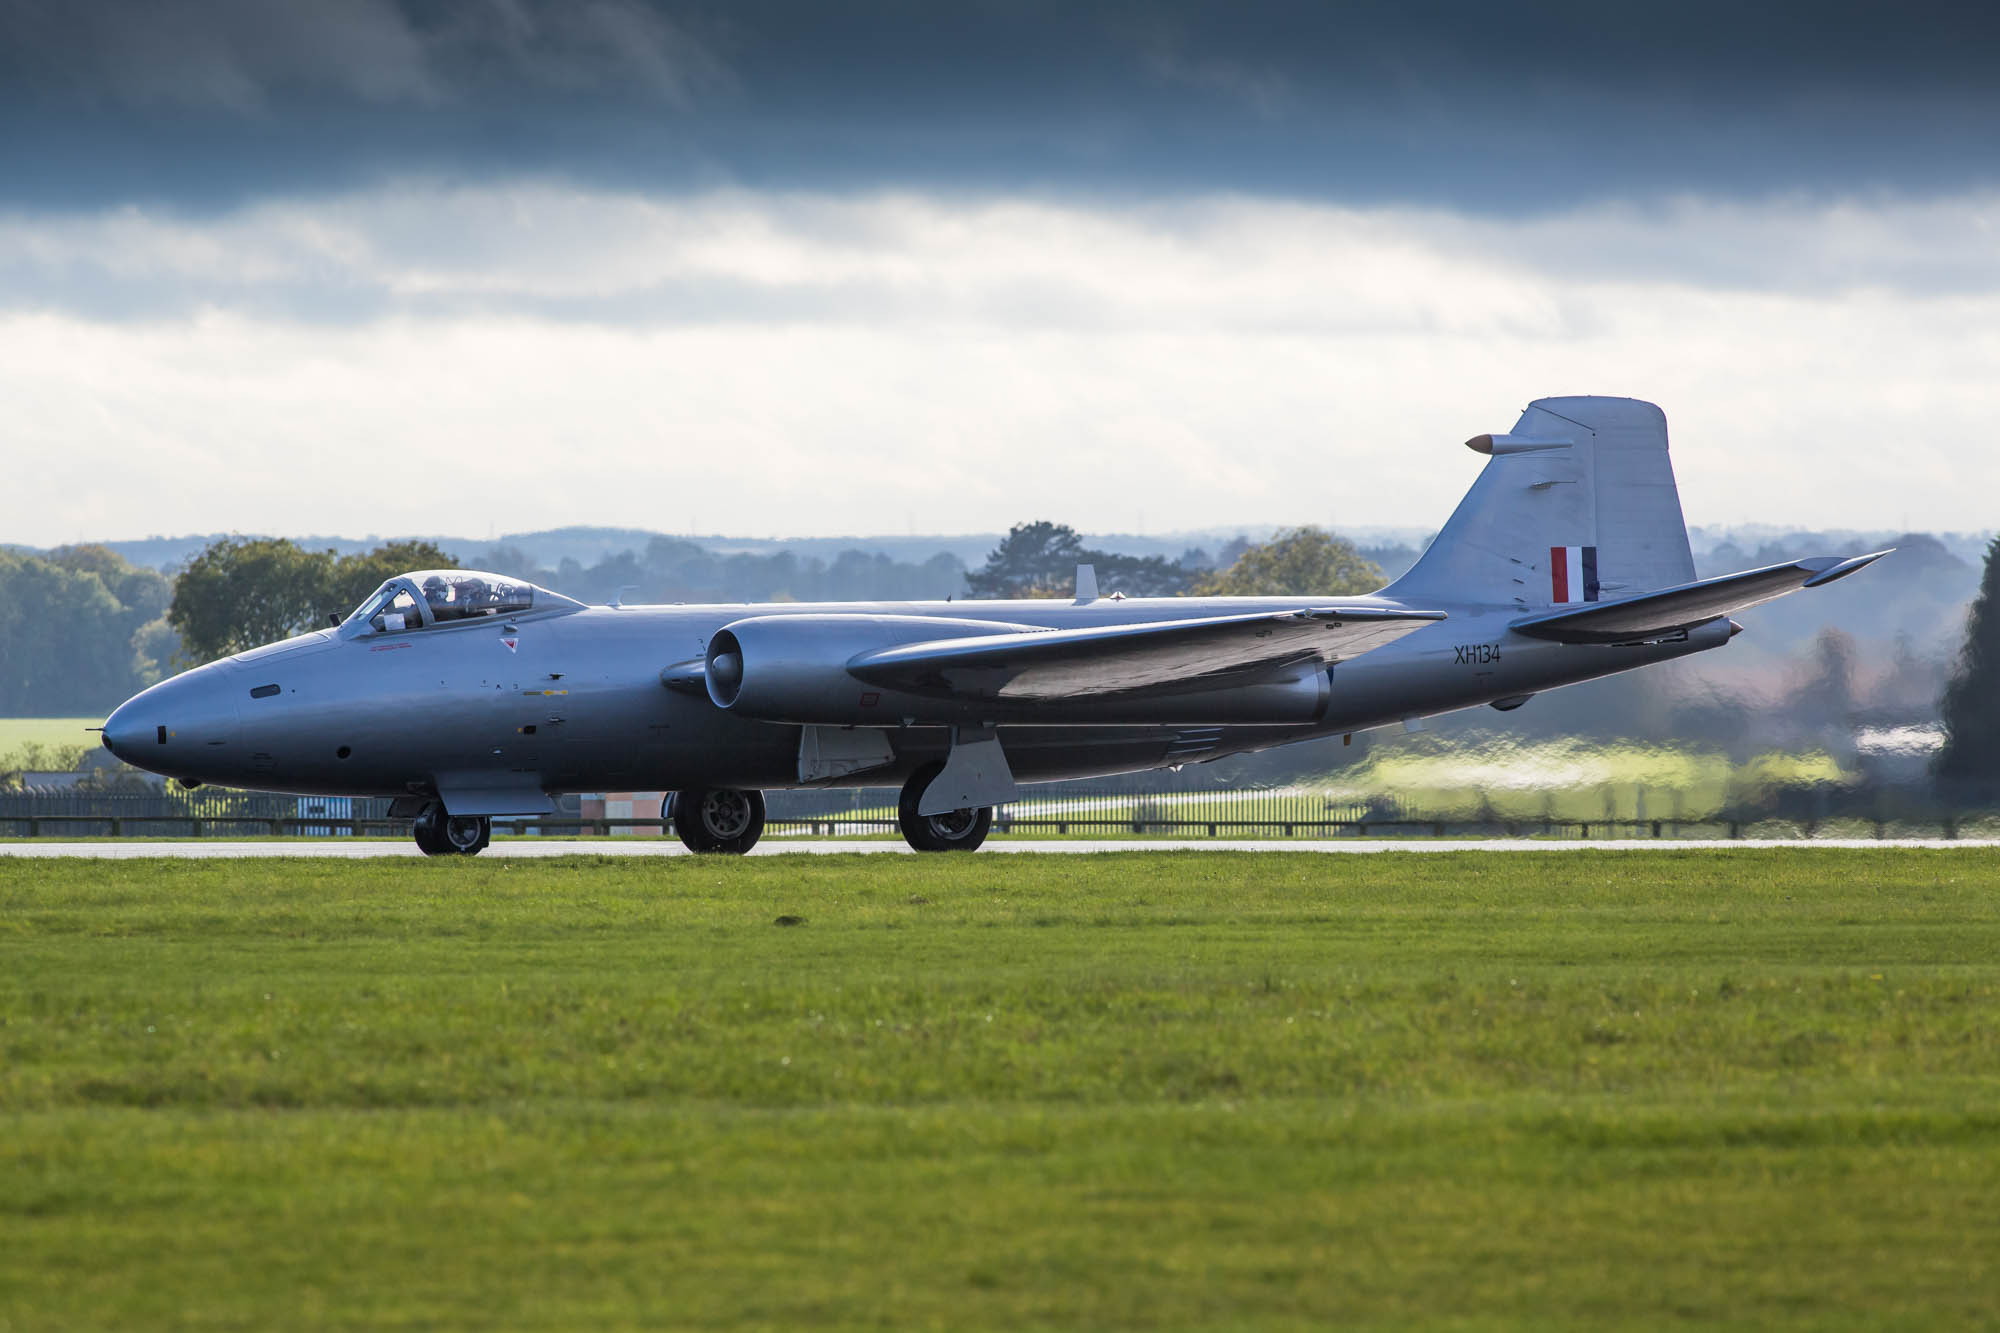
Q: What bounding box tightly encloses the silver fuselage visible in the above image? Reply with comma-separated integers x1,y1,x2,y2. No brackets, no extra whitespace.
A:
103,593,1729,799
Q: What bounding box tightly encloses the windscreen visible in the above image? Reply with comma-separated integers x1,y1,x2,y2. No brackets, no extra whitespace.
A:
346,581,423,632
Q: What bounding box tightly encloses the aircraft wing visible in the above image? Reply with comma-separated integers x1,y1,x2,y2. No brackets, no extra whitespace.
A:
1509,551,1891,645
847,607,1446,701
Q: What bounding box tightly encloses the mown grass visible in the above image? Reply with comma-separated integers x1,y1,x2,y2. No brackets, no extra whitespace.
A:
0,717,104,750
3,850,1998,1330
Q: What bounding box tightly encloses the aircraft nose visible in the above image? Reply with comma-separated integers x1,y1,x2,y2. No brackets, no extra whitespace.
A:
102,664,243,774
101,702,152,762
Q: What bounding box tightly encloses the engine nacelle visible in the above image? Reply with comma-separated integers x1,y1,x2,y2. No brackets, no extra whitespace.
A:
706,614,1028,724
705,612,1334,728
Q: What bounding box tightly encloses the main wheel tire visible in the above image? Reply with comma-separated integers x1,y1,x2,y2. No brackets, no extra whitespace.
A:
412,805,450,856
412,804,488,856
672,788,766,854
898,762,993,852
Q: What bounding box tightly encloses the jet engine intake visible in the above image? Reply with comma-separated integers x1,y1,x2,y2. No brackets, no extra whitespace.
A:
704,615,1029,723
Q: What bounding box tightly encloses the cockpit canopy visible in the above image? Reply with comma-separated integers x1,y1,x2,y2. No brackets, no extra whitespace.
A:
343,570,582,634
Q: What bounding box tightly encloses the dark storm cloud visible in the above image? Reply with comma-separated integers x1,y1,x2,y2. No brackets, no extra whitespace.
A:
3,0,1999,211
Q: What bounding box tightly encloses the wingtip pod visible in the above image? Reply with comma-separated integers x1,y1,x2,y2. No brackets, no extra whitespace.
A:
1800,549,1893,588
1464,433,1572,456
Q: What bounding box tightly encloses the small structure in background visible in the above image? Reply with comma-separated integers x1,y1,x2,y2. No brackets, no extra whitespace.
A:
296,795,354,836
19,747,161,792
577,792,666,836
20,770,88,791
1854,724,1945,787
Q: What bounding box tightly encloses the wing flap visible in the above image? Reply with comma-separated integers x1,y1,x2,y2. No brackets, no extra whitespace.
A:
848,607,1445,701
1510,550,1891,645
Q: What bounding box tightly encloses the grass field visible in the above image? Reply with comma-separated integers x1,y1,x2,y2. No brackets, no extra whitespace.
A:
0,716,102,755
3,850,1998,1329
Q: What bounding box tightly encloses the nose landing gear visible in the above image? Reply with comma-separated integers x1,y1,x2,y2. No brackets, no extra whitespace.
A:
671,788,767,854
412,804,491,856
898,761,993,852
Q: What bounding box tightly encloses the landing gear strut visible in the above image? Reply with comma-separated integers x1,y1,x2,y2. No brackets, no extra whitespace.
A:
412,803,490,856
898,761,993,852
671,788,766,854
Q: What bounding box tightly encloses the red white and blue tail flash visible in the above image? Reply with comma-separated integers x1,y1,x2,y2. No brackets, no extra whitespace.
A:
1550,545,1599,605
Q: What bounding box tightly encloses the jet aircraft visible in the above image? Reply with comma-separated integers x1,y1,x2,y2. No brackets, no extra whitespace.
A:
103,397,1885,854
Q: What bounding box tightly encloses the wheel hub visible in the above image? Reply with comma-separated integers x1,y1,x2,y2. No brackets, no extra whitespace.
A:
700,791,752,839
928,808,977,839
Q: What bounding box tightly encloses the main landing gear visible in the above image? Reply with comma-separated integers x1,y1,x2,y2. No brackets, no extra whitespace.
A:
672,788,767,854
898,761,993,852
412,803,491,857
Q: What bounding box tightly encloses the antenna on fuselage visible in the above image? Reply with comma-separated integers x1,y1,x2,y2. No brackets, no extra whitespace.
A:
609,585,640,609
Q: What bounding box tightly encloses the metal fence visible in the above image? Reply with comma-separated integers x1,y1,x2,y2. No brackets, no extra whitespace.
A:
1,785,1991,841
0,790,399,838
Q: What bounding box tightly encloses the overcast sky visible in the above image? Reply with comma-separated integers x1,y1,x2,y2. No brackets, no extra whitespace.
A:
4,0,1998,547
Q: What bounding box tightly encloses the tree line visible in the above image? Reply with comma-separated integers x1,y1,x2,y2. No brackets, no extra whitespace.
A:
965,521,1382,598
0,546,175,717
11,523,2000,800
0,523,1381,715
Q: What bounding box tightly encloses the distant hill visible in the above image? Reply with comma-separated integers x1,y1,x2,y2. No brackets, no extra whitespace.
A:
18,524,1442,575
5,521,1994,766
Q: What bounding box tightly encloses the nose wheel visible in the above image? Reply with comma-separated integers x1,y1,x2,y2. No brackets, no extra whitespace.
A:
898,762,993,852
412,804,491,857
671,788,766,854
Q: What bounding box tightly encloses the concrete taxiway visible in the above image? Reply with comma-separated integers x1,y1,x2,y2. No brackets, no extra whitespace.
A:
3,838,1997,858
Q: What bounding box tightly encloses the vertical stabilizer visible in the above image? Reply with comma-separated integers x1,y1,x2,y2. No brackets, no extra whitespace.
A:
1386,396,1696,609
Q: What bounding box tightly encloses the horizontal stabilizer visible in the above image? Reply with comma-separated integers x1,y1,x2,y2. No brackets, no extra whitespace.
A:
1510,551,1891,645
849,606,1445,701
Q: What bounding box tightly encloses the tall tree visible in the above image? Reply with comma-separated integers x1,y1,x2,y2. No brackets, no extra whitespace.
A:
966,521,1193,598
1937,537,2000,791
169,538,335,663
325,540,458,621
0,548,171,715
1191,526,1384,596
1795,627,1858,729
966,521,1088,597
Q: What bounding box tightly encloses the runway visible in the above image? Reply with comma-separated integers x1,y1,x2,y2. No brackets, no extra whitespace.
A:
3,838,1997,858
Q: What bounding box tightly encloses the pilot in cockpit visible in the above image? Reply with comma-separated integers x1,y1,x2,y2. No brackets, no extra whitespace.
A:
421,574,461,623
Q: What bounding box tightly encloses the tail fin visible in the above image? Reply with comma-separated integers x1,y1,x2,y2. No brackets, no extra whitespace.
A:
1386,395,1696,609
